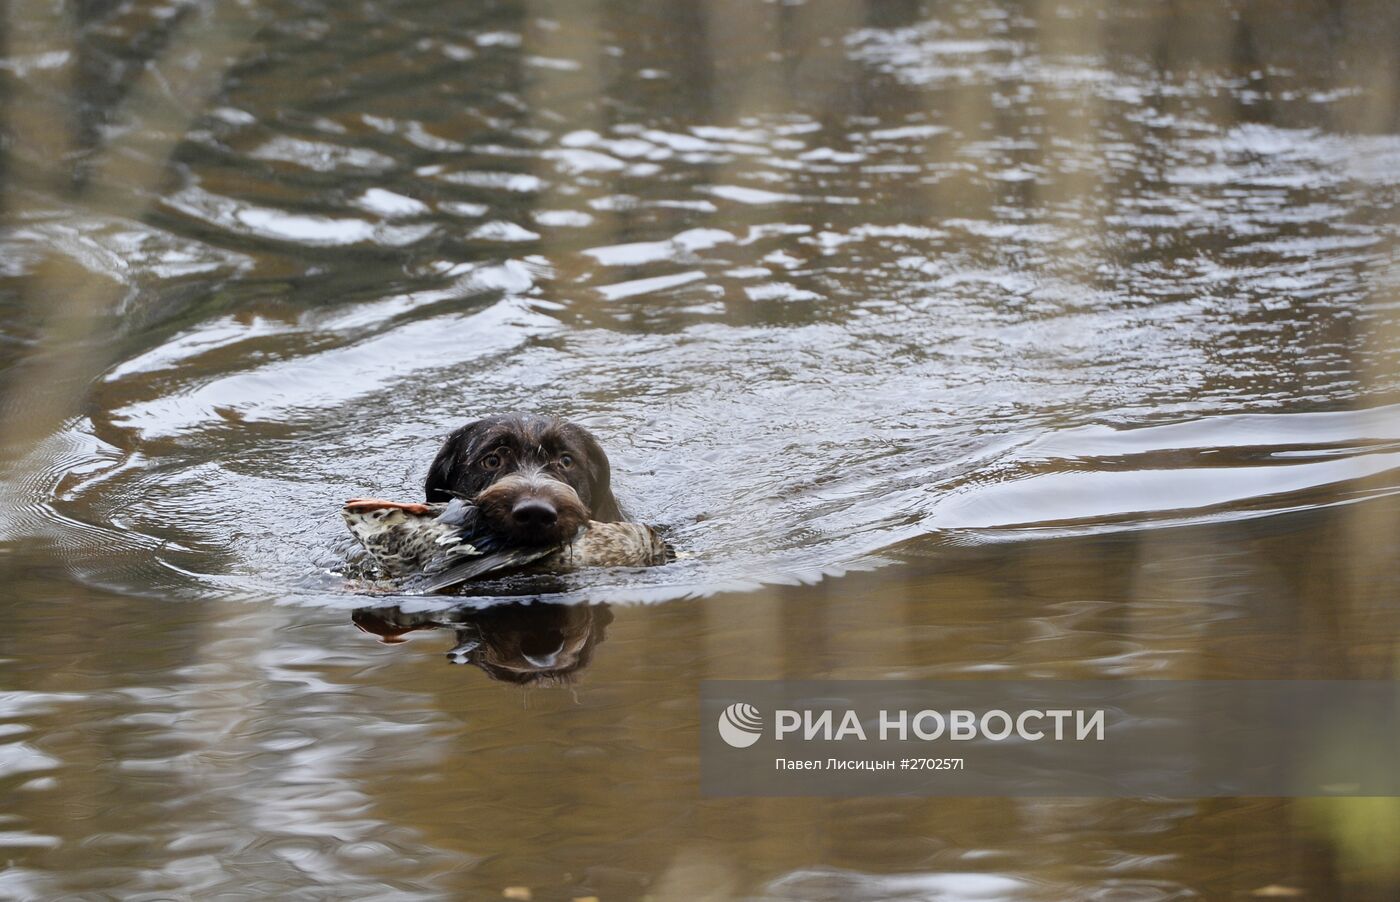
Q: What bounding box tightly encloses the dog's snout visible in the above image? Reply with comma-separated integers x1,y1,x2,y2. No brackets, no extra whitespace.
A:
474,469,587,546
511,498,558,529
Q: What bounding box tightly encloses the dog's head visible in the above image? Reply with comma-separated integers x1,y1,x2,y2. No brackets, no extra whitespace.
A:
424,413,623,546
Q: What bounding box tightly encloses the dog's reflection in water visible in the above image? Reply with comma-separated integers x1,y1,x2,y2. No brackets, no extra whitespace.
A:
352,601,612,685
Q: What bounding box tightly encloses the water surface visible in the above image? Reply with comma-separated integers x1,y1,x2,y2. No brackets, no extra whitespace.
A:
2,0,1399,898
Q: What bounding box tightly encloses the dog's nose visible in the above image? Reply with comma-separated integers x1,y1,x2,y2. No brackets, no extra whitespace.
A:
511,499,558,529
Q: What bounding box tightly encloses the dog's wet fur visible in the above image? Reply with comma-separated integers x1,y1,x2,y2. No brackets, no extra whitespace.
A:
425,413,623,547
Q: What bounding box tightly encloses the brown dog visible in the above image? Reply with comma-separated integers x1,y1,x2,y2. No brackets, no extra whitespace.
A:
424,413,624,547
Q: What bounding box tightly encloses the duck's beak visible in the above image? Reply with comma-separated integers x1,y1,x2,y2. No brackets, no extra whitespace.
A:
344,498,434,515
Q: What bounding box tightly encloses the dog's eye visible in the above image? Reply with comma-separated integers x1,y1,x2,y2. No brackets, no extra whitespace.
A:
482,452,503,469
558,453,575,469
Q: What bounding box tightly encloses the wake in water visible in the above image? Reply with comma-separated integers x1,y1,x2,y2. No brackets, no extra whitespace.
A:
2,0,1397,609
6,399,1397,610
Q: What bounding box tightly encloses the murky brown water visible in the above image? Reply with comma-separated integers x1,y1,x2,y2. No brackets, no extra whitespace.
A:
3,0,1400,898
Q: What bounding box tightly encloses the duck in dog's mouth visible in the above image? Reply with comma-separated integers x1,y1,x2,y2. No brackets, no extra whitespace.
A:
342,413,671,591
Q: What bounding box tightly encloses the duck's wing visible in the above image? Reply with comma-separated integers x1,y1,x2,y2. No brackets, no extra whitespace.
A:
432,498,503,550
432,497,475,528
414,545,559,593
414,497,562,591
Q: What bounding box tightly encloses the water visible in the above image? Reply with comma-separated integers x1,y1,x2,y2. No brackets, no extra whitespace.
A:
2,0,1399,898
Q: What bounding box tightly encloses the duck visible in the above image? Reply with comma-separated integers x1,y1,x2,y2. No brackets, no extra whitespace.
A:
342,497,671,592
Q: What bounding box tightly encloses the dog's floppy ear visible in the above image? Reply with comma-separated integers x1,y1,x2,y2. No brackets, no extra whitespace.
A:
569,424,624,522
424,419,483,502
